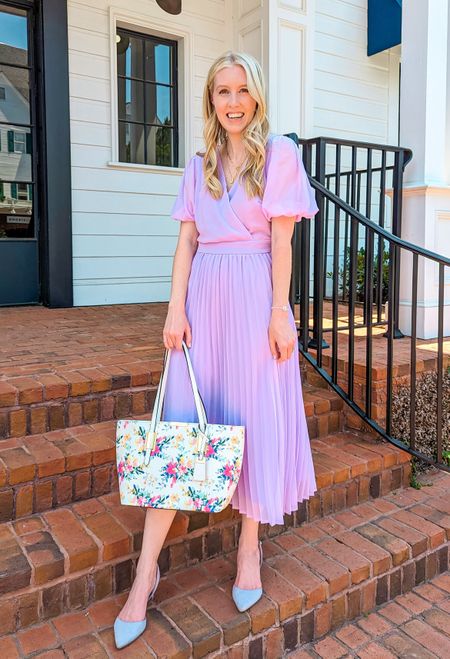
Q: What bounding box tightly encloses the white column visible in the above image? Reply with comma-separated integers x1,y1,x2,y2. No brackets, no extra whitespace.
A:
398,0,450,339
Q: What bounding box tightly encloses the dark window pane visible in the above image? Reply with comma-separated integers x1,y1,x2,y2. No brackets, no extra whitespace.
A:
0,64,30,123
146,125,173,166
0,180,34,239
145,41,171,84
0,125,32,182
118,77,144,123
145,83,172,125
0,6,28,67
117,32,144,79
119,122,145,164
117,30,176,166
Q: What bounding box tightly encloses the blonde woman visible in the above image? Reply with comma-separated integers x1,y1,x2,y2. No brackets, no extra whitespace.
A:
114,50,318,649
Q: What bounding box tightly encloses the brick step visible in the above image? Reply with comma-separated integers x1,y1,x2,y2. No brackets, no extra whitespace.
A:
303,385,344,439
0,431,411,630
0,358,343,439
0,470,448,657
287,572,450,658
0,392,350,522
0,361,162,440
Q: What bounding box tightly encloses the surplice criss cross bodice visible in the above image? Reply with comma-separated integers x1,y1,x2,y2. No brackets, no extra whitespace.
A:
171,133,319,254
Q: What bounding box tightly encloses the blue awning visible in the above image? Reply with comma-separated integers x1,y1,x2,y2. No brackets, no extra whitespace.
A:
367,0,402,56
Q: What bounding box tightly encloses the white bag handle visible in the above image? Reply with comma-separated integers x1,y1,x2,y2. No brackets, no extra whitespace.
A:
144,340,207,464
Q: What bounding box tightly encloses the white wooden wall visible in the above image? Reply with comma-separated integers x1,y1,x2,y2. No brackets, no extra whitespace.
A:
67,0,231,306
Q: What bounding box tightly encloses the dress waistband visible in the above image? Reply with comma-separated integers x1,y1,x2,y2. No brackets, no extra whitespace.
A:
196,239,271,254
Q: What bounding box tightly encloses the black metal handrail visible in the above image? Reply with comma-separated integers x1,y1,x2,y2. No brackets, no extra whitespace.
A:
289,135,449,472
297,136,413,337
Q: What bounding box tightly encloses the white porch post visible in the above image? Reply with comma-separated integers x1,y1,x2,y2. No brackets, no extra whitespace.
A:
398,0,450,339
264,0,315,137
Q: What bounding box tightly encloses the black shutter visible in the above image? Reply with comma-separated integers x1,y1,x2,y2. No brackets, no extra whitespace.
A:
7,130,14,152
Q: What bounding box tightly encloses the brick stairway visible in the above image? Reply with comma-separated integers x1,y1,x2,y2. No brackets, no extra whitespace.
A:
0,469,448,657
0,304,448,658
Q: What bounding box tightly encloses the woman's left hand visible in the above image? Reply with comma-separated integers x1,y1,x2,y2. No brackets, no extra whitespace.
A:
268,312,297,363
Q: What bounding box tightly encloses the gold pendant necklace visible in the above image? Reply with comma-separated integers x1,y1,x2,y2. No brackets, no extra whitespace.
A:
223,145,246,189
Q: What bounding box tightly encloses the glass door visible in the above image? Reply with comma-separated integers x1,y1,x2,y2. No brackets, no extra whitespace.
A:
0,2,38,304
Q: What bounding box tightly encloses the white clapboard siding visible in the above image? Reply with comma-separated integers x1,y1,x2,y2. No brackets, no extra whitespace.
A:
314,89,386,119
73,213,180,236
315,109,386,139
73,280,172,306
314,0,399,143
70,98,110,125
73,235,178,258
68,3,109,35
68,0,228,306
73,256,173,280
69,50,111,80
70,121,111,148
71,190,176,216
69,74,111,104
68,27,111,57
71,167,182,195
71,144,112,168
315,71,389,104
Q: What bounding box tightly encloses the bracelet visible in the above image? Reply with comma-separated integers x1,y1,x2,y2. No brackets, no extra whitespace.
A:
271,305,289,312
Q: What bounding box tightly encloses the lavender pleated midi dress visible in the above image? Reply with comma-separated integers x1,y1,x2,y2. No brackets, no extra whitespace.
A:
161,134,319,526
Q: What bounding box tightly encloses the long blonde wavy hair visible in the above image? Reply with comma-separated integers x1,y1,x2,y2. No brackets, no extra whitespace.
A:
197,51,270,200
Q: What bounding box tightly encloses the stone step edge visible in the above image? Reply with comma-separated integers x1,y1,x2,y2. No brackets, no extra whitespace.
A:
0,426,410,522
0,378,342,440
0,473,448,645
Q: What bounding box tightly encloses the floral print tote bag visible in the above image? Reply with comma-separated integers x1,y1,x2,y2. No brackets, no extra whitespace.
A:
116,341,245,513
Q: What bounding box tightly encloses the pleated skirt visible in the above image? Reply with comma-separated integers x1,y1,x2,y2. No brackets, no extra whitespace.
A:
161,247,317,525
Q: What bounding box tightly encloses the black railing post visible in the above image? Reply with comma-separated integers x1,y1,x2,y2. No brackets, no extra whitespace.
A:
309,138,329,362
285,133,301,313
298,139,314,352
377,149,387,323
386,148,405,339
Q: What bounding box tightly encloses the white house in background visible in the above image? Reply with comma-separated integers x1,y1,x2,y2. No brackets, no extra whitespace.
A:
1,0,449,339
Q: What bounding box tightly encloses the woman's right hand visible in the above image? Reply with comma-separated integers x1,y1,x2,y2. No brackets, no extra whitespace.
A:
163,305,192,351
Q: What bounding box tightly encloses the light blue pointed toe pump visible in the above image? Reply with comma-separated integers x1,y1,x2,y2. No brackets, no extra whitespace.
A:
114,564,160,650
232,540,263,612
